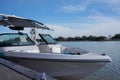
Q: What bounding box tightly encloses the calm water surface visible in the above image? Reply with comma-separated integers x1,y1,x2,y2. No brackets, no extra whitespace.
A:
60,41,120,80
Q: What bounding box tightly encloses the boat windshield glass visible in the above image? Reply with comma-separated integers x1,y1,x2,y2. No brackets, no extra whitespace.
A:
39,34,57,44
0,33,34,47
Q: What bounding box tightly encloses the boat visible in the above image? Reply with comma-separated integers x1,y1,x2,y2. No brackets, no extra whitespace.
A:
0,14,111,80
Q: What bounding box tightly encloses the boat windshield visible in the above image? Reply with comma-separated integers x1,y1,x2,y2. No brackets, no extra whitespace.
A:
0,33,35,47
39,34,57,44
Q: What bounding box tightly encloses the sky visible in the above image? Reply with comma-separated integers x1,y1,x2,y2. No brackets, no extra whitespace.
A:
0,0,120,37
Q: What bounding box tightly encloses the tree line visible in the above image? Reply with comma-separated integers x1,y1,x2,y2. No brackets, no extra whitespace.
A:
55,33,120,41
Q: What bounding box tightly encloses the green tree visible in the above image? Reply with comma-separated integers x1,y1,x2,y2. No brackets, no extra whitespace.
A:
112,33,120,40
74,36,82,41
96,36,107,41
55,36,65,41
82,36,87,41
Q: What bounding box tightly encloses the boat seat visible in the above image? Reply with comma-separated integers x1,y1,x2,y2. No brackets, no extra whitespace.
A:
39,44,62,53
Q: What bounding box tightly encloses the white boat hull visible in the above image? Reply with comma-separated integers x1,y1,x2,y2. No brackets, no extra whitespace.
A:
3,52,109,80
12,59,106,80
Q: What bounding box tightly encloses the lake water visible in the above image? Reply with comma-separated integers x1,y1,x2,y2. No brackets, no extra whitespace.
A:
60,41,120,80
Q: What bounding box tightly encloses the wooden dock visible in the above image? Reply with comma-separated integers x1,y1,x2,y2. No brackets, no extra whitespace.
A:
0,58,57,80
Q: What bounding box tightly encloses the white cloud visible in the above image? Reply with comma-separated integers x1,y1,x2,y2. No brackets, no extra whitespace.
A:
63,5,86,12
62,0,91,12
105,0,120,14
62,0,120,14
92,0,120,14
43,16,120,37
100,0,120,5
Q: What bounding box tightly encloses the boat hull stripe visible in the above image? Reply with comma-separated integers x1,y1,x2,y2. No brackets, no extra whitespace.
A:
4,56,111,63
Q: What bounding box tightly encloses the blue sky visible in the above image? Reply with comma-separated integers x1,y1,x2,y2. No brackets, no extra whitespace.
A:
0,0,120,37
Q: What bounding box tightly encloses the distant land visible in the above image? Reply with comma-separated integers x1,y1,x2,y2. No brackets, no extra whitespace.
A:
36,33,120,42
